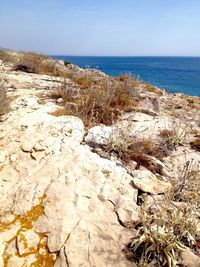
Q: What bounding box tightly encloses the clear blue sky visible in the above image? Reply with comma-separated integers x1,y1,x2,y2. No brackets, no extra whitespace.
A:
0,0,200,56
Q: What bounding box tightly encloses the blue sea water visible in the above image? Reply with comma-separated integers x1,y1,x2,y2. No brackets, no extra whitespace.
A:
52,56,200,97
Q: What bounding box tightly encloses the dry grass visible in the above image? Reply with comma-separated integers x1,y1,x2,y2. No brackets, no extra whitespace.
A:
0,50,14,63
50,78,139,127
96,133,168,174
125,193,198,267
159,119,191,151
0,81,11,116
76,76,91,89
65,70,98,89
123,139,167,173
117,74,142,98
118,74,163,96
49,79,78,103
172,161,200,203
142,82,164,95
50,107,70,117
13,52,64,76
159,129,182,151
125,160,200,266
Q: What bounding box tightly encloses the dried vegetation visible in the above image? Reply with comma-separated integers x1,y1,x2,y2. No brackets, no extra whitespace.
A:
125,161,200,266
50,75,140,127
0,80,11,116
13,52,64,76
0,50,14,63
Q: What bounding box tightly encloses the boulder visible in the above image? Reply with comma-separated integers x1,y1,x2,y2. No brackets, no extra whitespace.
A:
133,169,171,194
85,125,112,145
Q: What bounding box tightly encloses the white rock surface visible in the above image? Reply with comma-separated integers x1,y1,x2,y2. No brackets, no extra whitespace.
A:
0,68,140,266
181,248,200,267
0,150,6,163
17,229,40,256
85,113,176,147
133,169,171,194
85,125,113,145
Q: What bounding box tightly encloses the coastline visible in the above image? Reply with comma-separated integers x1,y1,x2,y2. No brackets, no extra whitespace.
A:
52,55,200,97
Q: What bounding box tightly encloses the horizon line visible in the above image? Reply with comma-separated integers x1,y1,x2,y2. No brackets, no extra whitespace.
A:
1,48,200,58
50,54,200,58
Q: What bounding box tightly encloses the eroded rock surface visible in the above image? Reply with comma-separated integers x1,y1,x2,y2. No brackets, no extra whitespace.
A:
0,55,200,267
0,63,140,266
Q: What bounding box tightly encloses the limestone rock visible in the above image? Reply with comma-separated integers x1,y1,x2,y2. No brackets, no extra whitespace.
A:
56,97,64,103
133,169,171,194
21,97,39,109
0,150,6,163
54,199,136,267
6,255,25,267
85,125,112,145
181,248,200,267
21,140,34,152
0,223,21,266
31,151,46,161
17,229,40,256
34,147,139,254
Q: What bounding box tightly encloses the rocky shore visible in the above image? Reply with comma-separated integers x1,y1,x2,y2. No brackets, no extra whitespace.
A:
0,50,200,267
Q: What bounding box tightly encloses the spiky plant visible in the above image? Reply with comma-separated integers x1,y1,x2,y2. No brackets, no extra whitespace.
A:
127,191,199,267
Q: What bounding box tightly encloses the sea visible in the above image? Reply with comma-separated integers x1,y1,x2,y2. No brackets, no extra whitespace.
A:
52,56,200,97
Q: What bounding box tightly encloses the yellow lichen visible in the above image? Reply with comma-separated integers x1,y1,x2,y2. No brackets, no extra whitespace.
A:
2,194,56,266
102,169,111,178
30,234,56,267
18,232,28,250
20,203,44,231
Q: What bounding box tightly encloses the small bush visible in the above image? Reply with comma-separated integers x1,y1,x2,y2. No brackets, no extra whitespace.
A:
14,63,37,73
159,129,181,151
172,161,200,203
118,73,132,82
97,134,168,174
71,71,98,89
49,79,78,103
142,82,163,95
76,76,90,89
159,122,189,151
0,81,10,116
187,98,195,104
125,193,198,267
50,107,70,117
13,52,63,76
50,78,138,127
118,73,141,99
126,160,200,266
0,50,13,63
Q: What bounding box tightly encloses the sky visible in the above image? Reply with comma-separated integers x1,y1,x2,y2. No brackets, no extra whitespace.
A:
0,0,200,56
